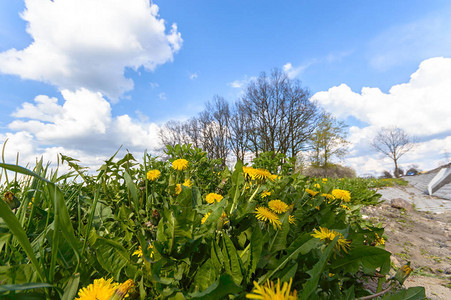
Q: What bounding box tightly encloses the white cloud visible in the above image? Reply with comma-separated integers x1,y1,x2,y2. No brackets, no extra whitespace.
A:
0,131,37,164
3,89,162,168
312,57,451,176
228,80,244,89
0,0,182,100
158,92,167,100
10,89,112,144
149,82,159,89
228,75,257,89
346,133,451,176
283,62,309,79
312,57,451,137
189,72,198,80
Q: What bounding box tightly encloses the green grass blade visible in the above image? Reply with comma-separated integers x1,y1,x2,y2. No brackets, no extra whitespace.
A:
124,171,139,215
381,286,425,300
0,163,81,264
0,282,53,293
0,200,46,282
0,163,52,184
61,273,80,300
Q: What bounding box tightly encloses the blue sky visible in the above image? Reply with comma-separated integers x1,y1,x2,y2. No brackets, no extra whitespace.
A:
0,0,451,175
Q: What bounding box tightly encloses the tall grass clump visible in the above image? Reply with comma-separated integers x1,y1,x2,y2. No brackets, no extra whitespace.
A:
0,145,425,299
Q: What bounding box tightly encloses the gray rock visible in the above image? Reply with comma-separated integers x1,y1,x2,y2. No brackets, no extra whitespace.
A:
390,198,413,211
391,256,401,268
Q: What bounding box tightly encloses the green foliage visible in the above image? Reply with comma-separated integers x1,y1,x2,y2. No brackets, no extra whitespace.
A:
309,113,349,167
251,151,294,175
0,145,423,298
367,178,409,188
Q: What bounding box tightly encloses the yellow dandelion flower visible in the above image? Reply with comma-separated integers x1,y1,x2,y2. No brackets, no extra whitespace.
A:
3,191,20,210
221,211,229,225
132,244,154,259
75,278,119,300
146,169,161,181
268,200,289,214
401,264,412,276
243,166,256,180
305,188,319,197
175,184,182,195
321,193,335,200
243,166,274,181
314,183,321,189
341,204,350,210
288,215,296,225
175,179,192,195
328,273,335,277
261,191,271,198
395,263,413,284
28,197,34,207
246,278,297,300
311,227,351,253
374,233,385,246
205,193,223,204
201,212,211,224
332,189,351,202
315,205,320,210
322,178,327,182
255,168,274,181
254,207,281,229
172,159,189,171
111,279,134,300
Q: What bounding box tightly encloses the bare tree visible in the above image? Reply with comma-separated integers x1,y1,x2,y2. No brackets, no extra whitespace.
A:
372,126,414,178
241,68,319,159
159,68,320,165
159,120,191,147
204,96,231,165
229,101,249,162
185,117,202,149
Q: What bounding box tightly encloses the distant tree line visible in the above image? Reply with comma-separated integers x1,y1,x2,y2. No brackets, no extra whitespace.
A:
159,68,348,168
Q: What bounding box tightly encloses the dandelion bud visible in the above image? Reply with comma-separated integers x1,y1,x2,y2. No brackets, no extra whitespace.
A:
110,279,134,300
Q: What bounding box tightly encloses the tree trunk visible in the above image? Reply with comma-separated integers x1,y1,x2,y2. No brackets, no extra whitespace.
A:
394,159,399,178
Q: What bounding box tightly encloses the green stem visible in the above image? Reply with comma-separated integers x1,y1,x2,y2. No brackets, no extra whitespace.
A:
239,243,251,259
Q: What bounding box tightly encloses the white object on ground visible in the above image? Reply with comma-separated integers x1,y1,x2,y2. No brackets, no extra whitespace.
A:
427,167,451,195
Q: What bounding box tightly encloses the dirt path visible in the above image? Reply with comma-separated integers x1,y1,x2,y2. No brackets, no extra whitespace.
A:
361,186,451,299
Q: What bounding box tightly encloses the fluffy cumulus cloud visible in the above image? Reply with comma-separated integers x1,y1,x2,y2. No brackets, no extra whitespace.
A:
313,57,451,137
0,0,182,171
312,57,451,175
10,89,112,144
0,0,182,100
3,89,162,169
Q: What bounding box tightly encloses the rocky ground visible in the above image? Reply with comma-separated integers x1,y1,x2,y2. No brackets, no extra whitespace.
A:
361,185,451,299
